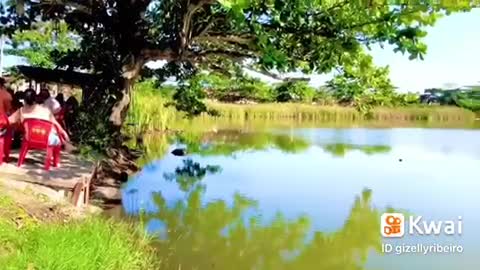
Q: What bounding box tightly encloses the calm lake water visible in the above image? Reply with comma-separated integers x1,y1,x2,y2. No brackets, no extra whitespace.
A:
121,127,480,270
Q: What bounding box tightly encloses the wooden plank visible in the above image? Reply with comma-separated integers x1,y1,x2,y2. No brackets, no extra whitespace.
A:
72,164,97,207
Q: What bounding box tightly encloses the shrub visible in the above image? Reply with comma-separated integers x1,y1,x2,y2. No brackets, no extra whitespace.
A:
275,81,316,103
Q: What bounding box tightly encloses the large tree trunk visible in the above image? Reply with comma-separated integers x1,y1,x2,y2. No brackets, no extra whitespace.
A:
109,78,133,127
109,61,143,129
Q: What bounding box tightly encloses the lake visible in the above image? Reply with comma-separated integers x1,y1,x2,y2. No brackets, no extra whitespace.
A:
121,127,480,270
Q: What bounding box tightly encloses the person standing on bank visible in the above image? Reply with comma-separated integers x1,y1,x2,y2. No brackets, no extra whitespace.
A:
38,88,61,114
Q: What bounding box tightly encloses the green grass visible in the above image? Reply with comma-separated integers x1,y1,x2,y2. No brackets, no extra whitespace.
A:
206,102,476,122
126,81,178,134
0,195,157,270
125,85,478,134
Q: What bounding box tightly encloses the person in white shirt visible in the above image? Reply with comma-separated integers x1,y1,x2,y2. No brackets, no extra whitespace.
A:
38,89,61,114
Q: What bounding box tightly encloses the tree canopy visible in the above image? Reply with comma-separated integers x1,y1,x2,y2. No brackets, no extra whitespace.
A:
2,1,473,71
0,0,476,126
5,21,78,68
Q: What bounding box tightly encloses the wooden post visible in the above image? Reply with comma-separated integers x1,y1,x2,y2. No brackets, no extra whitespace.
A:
71,164,97,207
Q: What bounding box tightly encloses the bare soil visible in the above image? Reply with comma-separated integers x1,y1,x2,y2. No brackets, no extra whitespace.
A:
0,184,96,227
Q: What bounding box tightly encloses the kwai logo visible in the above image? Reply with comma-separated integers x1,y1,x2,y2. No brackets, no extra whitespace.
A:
381,213,463,238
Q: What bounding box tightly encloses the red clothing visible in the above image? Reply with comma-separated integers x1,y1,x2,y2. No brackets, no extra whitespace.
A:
0,113,7,127
0,88,13,116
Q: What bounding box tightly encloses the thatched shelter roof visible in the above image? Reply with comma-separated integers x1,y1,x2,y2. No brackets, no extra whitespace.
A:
16,65,99,87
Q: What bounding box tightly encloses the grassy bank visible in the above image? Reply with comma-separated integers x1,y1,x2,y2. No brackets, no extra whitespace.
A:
126,85,478,134
206,102,475,122
0,190,157,270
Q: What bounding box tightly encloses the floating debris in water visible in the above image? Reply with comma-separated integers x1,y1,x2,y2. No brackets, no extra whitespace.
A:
171,148,187,156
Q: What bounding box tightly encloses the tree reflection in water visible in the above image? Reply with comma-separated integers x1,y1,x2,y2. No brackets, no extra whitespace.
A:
135,159,382,270
129,130,393,167
322,144,391,157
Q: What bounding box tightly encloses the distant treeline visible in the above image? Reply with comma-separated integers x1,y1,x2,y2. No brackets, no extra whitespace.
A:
421,87,480,111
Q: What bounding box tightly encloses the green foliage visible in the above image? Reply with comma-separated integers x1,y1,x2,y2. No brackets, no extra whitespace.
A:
71,110,114,149
395,92,421,106
0,215,157,270
177,130,311,156
323,144,391,157
6,21,78,68
168,78,211,118
275,81,316,103
2,0,473,120
328,52,395,105
313,87,337,105
196,72,276,103
163,159,222,191
126,80,178,134
424,87,480,111
453,90,480,111
147,179,381,270
326,51,422,115
236,78,277,102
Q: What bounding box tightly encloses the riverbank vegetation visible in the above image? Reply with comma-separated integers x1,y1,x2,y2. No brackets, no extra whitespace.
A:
1,2,478,269
125,80,477,136
3,1,477,151
0,190,157,270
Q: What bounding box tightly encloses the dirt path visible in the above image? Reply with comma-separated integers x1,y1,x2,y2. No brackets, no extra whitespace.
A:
0,184,98,227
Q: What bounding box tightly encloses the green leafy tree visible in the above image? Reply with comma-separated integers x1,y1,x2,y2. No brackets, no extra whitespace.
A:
1,0,474,144
327,52,396,106
5,21,78,68
452,87,480,111
194,71,276,102
275,80,316,103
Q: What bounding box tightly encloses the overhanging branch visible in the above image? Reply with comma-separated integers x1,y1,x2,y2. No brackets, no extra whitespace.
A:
140,48,177,62
196,34,255,46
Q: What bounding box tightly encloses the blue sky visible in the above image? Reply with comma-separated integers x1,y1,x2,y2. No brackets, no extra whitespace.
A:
2,8,480,93
368,8,480,92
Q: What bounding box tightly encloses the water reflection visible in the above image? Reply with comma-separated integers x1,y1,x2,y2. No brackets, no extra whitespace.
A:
123,127,480,269
124,158,381,270
163,159,222,192
177,131,311,156
322,144,391,157
134,130,393,164
148,187,380,270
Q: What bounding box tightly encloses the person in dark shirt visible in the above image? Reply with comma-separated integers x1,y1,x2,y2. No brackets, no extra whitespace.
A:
13,91,25,111
56,93,65,107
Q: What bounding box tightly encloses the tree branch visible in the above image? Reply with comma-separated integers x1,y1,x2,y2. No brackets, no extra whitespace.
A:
180,0,216,55
33,0,94,15
191,49,256,62
195,16,220,37
195,34,255,46
140,48,177,62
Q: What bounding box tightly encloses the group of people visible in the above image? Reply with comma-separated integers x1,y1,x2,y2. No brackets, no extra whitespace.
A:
1,77,79,151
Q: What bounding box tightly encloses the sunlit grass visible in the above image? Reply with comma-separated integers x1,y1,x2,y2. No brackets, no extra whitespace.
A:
0,193,158,270
125,86,477,135
126,81,179,134
206,102,476,123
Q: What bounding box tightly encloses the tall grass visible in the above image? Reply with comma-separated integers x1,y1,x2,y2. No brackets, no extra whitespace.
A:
0,193,158,270
125,83,478,134
126,80,178,134
206,102,476,123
